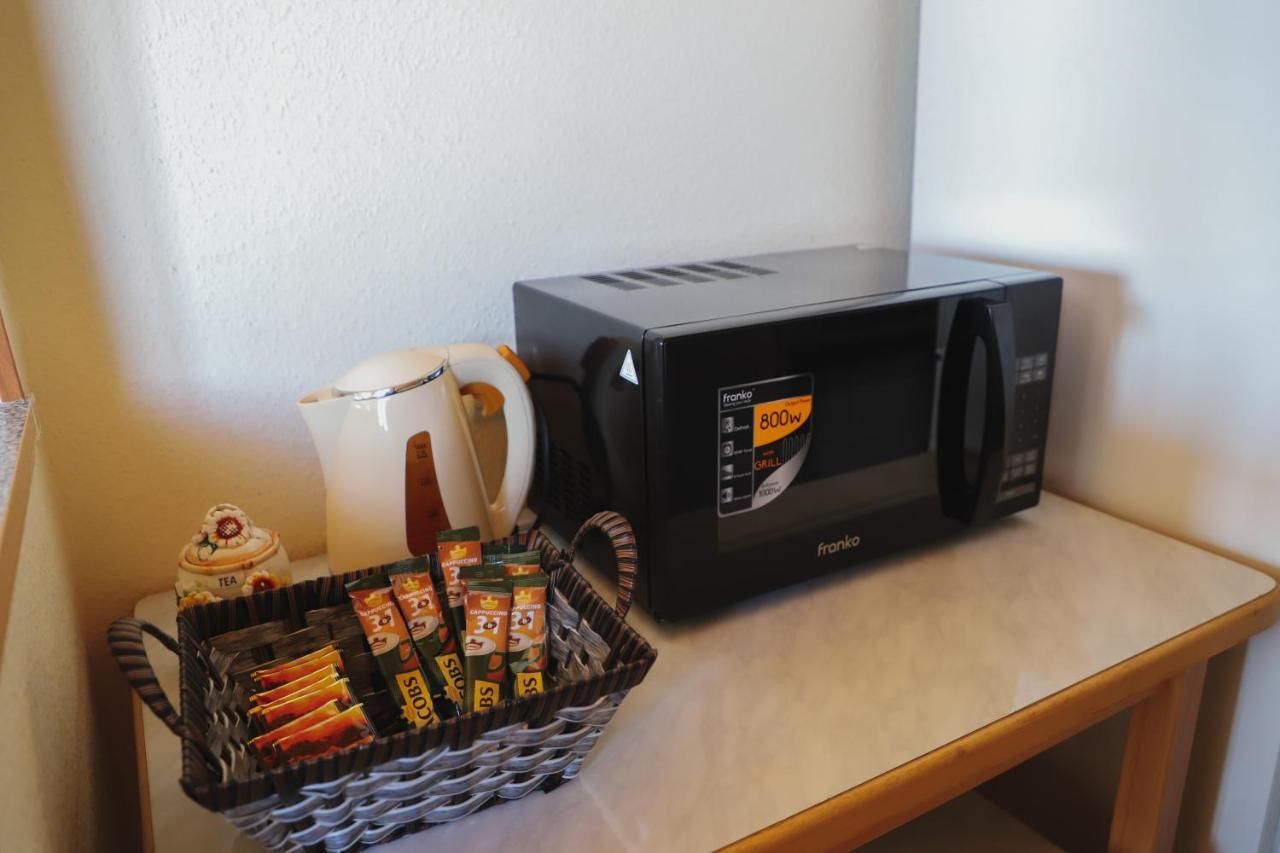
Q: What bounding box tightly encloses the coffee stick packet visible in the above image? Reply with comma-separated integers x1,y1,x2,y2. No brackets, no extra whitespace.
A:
250,664,339,707
501,550,543,578
248,700,343,768
252,645,344,690
463,580,512,713
346,575,441,730
481,541,527,559
249,677,354,730
274,704,376,765
459,563,504,600
507,574,550,698
387,558,464,715
437,527,482,639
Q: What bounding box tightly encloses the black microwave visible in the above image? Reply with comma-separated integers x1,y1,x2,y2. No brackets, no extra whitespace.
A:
514,246,1061,620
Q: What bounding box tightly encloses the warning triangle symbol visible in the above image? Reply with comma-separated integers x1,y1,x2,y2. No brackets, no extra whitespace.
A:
619,349,639,385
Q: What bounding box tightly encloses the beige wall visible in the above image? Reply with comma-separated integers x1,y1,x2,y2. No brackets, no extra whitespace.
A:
1,0,136,846
0,443,102,851
913,2,1280,849
1,0,921,847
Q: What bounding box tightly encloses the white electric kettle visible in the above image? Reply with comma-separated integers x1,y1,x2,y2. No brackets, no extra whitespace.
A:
298,343,536,573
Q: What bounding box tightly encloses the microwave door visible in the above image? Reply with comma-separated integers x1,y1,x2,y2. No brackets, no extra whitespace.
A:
937,297,1016,523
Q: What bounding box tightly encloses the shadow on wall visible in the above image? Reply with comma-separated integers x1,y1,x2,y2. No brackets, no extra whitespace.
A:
912,247,1144,507
0,2,138,847
916,246,1253,850
0,1,286,846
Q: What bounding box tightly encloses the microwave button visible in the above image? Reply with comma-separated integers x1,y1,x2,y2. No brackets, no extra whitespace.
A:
1032,367,1048,381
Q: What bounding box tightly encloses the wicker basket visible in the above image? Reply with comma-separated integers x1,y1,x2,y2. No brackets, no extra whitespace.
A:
110,512,657,852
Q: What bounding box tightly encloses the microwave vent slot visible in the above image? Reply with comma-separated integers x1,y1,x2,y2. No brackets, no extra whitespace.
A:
583,273,644,292
535,440,600,527
581,260,775,290
712,260,776,277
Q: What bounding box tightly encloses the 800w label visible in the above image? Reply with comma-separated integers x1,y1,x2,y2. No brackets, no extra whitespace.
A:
717,373,813,517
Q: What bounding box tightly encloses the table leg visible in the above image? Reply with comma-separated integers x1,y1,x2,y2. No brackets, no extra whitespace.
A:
1108,661,1207,853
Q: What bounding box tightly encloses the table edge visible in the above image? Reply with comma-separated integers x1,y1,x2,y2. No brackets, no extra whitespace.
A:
725,573,1280,853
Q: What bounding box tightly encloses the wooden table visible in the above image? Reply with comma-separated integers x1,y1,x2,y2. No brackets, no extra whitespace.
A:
132,494,1278,851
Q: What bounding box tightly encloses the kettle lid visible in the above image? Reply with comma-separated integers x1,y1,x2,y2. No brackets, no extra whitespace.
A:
333,347,448,399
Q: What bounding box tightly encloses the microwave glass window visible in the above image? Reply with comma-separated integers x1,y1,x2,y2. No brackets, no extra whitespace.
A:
709,300,941,551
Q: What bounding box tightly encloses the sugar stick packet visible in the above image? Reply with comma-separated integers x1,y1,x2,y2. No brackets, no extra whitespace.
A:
346,575,441,730
437,527,482,640
249,677,354,729
387,557,464,715
507,574,550,698
274,704,376,765
250,664,339,707
248,700,343,768
463,579,512,713
252,645,344,690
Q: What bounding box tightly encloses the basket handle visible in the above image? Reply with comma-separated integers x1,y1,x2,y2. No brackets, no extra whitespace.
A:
108,617,186,738
563,511,638,619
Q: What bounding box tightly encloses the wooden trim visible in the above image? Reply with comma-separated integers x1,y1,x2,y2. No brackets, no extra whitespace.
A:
724,579,1280,853
0,404,35,660
1108,661,1207,853
133,694,156,853
0,312,22,402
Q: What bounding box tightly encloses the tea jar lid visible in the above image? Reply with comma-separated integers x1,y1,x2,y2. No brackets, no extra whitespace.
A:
179,503,281,574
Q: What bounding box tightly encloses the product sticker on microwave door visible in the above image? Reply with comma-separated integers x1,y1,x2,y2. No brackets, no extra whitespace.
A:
717,373,813,517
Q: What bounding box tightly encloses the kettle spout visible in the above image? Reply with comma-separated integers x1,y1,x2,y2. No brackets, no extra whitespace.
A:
297,387,347,485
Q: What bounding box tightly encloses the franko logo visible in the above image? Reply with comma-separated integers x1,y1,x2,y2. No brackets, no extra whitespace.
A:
722,389,753,406
816,534,861,557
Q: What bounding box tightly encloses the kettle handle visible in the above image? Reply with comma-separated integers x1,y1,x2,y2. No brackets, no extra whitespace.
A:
449,344,536,538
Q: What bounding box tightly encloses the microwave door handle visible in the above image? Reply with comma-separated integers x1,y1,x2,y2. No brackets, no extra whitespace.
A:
938,298,1015,523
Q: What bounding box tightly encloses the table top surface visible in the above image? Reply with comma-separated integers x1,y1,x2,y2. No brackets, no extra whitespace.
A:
134,494,1276,853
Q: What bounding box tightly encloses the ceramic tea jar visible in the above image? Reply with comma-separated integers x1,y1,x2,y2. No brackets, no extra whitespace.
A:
176,503,291,609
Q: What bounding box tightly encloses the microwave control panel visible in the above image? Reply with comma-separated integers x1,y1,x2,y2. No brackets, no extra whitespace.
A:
998,351,1052,502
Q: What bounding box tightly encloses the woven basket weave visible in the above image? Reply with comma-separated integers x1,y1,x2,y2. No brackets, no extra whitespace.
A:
110,512,657,851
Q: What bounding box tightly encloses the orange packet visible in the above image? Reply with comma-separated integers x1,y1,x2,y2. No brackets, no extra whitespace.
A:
253,646,344,690
252,644,336,679
248,700,343,768
250,664,339,707
249,677,354,729
274,704,376,765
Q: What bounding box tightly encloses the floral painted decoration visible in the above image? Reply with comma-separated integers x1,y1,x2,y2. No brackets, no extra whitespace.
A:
242,570,285,597
178,589,219,611
191,503,252,560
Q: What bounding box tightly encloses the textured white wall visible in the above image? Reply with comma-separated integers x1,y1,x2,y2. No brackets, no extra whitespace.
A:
912,2,1280,849
2,0,920,842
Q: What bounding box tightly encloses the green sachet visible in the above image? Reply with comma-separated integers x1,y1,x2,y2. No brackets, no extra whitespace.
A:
462,579,512,713
499,550,543,577
386,557,463,716
345,574,440,730
437,526,482,641
507,573,550,698
458,562,505,599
